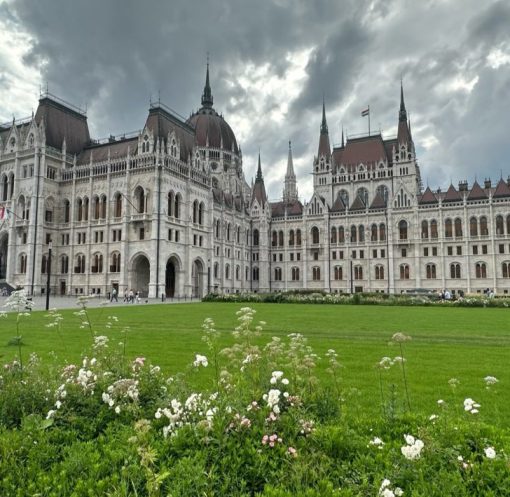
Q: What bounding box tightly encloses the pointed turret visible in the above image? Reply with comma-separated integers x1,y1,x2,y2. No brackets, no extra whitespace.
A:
317,98,331,158
283,141,298,202
201,61,214,108
252,152,267,205
397,82,413,148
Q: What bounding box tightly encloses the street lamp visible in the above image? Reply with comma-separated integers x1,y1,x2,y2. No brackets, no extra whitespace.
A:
45,241,52,310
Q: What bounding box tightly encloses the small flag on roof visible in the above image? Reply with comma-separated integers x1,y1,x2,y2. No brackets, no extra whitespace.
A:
361,107,370,117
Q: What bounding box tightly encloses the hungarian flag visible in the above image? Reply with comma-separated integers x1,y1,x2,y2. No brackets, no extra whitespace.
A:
361,107,370,117
0,207,6,220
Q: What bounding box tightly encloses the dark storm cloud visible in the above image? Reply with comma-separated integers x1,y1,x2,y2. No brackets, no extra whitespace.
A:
2,0,510,199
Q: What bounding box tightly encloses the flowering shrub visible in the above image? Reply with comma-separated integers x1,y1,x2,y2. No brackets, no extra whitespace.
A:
0,305,508,496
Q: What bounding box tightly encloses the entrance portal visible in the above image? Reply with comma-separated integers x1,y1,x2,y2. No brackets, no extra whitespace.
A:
132,255,150,297
165,259,177,297
192,259,204,298
0,233,7,280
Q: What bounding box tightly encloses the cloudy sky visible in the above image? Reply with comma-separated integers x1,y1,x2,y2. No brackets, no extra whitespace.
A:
1,0,510,200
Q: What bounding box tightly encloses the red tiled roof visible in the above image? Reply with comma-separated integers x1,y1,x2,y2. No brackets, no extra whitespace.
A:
349,195,366,211
78,137,138,164
318,132,331,158
419,186,438,204
187,108,238,154
336,135,388,170
270,200,303,218
493,179,510,198
442,184,462,203
330,194,347,212
369,191,387,209
467,181,488,200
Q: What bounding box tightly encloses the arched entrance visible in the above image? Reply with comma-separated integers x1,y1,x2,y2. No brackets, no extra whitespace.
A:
192,259,204,298
132,254,150,297
165,257,179,298
0,233,8,280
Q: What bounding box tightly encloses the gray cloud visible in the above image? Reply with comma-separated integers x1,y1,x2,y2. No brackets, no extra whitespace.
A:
1,0,510,200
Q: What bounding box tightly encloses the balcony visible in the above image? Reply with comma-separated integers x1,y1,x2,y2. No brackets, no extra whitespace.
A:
130,213,150,223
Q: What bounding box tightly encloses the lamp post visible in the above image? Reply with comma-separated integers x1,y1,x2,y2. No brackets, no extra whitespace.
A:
45,241,52,310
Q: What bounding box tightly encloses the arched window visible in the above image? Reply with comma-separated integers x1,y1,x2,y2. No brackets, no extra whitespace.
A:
375,265,384,280
76,198,83,221
75,255,86,274
272,230,278,247
358,225,365,243
421,220,429,239
331,227,337,244
475,262,487,278
92,253,103,273
114,193,122,218
1,175,7,201
311,227,320,245
252,267,259,281
430,220,438,239
400,264,410,279
399,220,408,240
291,267,300,281
350,225,357,243
236,226,241,244
371,224,378,242
174,193,181,219
215,219,220,239
19,254,27,274
289,229,295,246
278,230,284,247
192,200,198,223
334,266,343,280
236,265,240,280
82,197,89,221
296,229,302,246
339,190,349,207
379,223,386,241
454,218,462,237
227,223,231,241
61,255,69,274
110,253,121,273
426,263,436,279
134,187,145,214
480,216,488,236
354,266,363,280
93,195,100,220
357,187,368,206
444,219,452,238
502,262,510,278
496,215,504,235
167,192,174,217
274,267,282,281
8,173,14,199
225,264,230,279
469,217,478,236
450,263,461,279
213,263,219,279
312,266,321,281
100,195,107,219
199,202,205,226
507,215,510,235
338,226,345,243
253,229,259,246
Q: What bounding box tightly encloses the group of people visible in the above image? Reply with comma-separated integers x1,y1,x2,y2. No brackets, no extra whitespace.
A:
438,289,466,301
109,288,141,303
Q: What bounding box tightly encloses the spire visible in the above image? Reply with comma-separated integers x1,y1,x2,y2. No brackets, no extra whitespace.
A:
320,96,328,134
256,151,263,181
201,57,214,108
341,126,345,147
399,79,407,122
283,141,298,203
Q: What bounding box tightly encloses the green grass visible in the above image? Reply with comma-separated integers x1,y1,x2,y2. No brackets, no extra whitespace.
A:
2,302,509,424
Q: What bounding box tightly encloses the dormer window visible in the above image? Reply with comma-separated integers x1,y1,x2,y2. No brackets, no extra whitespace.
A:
142,135,149,154
28,134,34,147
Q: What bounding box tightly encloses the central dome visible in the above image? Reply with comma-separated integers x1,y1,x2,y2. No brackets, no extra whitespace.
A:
187,63,239,154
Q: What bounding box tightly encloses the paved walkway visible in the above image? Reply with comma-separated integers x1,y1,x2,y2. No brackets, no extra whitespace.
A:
0,295,202,312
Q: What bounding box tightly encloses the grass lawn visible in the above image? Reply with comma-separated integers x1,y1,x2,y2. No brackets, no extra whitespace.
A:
2,302,509,425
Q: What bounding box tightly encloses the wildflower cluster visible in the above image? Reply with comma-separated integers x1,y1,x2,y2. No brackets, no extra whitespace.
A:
401,434,424,460
378,479,404,497
102,378,140,414
464,397,480,414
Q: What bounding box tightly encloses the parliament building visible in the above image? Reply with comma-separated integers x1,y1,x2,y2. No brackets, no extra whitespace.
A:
1,66,510,298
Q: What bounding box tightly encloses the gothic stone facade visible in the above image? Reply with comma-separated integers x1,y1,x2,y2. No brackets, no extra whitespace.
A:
1,75,510,298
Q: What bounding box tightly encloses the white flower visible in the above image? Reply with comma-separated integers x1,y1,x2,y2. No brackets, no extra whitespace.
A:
429,414,438,421
115,405,121,414
484,376,498,387
281,378,289,385
55,400,62,409
401,434,424,460
484,447,496,459
46,410,56,419
464,398,480,414
404,434,415,445
369,437,385,449
264,389,281,410
193,354,208,368
437,399,445,406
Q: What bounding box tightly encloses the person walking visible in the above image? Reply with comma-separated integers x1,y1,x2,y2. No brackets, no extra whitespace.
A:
129,289,134,303
111,287,118,302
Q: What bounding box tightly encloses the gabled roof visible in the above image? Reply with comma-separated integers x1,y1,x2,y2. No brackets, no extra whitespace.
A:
349,195,366,211
369,191,387,210
442,184,462,203
419,186,438,205
467,181,488,200
78,137,138,164
493,179,510,198
330,194,347,212
334,134,388,171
